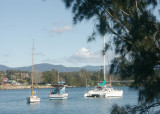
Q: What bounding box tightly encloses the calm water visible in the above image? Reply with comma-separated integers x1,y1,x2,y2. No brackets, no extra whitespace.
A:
0,87,138,114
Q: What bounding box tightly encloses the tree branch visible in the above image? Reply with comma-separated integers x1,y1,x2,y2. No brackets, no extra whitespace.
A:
135,0,140,19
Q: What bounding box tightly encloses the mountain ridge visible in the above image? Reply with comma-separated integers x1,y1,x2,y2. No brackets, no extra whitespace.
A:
0,63,110,72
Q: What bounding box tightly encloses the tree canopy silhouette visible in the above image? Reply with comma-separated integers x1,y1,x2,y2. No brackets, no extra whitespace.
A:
62,0,160,113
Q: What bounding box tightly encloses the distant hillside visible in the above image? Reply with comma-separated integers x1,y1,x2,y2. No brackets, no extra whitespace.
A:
0,63,110,72
0,65,10,71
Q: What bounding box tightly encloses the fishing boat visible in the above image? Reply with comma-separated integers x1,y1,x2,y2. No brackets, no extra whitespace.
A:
27,40,40,103
49,84,68,100
49,72,68,100
84,36,123,98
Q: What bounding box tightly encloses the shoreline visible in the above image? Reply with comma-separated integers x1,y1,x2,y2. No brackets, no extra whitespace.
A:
0,85,75,90
0,85,54,90
0,84,127,90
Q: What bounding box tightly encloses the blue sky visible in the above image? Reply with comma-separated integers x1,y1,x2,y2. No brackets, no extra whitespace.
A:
0,0,159,68
0,0,110,67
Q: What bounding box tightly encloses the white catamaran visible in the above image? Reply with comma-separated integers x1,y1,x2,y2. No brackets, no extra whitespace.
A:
84,36,123,98
27,40,40,103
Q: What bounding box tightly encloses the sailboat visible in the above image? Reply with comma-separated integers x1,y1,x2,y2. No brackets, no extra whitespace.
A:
84,36,123,98
49,72,68,100
27,40,40,103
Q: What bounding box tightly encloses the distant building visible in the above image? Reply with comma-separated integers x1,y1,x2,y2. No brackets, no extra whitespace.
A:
5,80,16,85
3,78,8,83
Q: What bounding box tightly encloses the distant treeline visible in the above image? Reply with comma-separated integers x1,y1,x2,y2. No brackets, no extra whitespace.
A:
0,69,133,87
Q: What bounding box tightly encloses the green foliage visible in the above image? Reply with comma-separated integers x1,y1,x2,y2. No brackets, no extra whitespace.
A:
62,0,160,113
111,104,128,114
20,79,26,83
41,69,123,87
6,70,14,80
25,77,31,84
56,69,98,87
0,76,3,84
42,70,58,85
34,71,43,84
0,71,4,84
3,69,123,87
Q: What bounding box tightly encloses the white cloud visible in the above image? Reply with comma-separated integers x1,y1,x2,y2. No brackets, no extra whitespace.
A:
67,48,103,63
40,48,114,66
49,25,72,34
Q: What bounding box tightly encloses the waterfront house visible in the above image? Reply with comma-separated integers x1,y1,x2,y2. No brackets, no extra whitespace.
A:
3,78,8,83
5,80,16,85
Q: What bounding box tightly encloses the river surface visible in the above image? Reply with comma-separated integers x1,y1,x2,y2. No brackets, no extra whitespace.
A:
0,87,138,114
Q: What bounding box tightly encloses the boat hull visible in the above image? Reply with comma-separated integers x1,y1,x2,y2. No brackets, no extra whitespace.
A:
84,87,123,98
27,96,40,103
84,91,105,97
49,93,68,100
105,90,123,97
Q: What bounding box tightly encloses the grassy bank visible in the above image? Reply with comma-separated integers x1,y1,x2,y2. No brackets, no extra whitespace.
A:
0,85,53,90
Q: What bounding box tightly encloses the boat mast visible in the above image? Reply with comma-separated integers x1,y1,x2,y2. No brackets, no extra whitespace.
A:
58,72,59,84
104,35,106,81
107,55,111,86
31,40,34,96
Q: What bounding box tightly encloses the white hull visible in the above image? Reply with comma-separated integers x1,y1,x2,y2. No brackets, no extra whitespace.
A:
49,93,68,100
27,96,40,103
105,90,123,97
84,86,123,98
84,90,105,97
